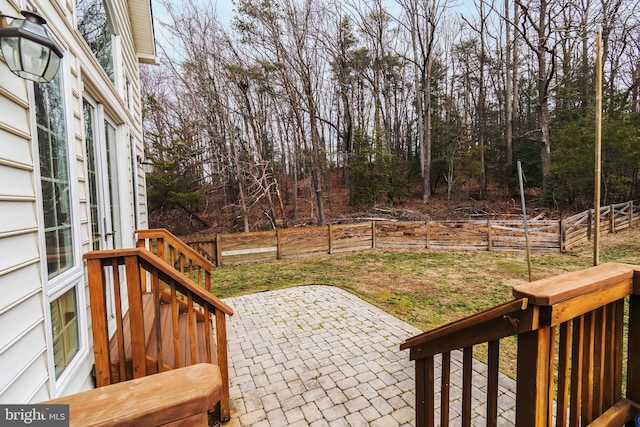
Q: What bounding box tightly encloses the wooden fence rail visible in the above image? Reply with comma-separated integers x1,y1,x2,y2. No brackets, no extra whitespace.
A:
185,200,639,266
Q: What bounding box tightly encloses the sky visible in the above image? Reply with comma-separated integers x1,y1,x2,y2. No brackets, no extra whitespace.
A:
151,0,477,61
151,0,235,59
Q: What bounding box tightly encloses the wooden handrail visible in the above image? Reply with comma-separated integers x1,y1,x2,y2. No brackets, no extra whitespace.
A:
85,248,232,315
401,262,640,427
512,262,637,306
84,248,232,422
399,298,536,359
137,228,215,292
136,229,215,271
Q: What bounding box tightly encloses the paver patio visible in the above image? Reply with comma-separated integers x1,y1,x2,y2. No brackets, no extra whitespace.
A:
221,285,517,426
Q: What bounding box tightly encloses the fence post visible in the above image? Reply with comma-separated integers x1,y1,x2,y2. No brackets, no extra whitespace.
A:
216,234,223,267
426,222,431,249
487,220,492,251
610,204,616,233
629,201,633,229
328,225,333,255
559,219,565,253
277,229,282,260
372,221,376,248
587,210,593,240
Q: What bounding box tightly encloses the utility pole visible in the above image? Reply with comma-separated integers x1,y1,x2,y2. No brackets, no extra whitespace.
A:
594,29,602,266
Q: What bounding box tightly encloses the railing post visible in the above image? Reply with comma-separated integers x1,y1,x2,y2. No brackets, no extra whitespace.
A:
516,326,552,426
216,313,231,422
87,258,111,387
415,357,434,427
124,255,146,379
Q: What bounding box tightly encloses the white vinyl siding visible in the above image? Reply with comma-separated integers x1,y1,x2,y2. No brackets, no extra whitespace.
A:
0,0,150,405
0,263,41,317
0,25,48,400
0,229,40,275
0,292,47,404
0,201,38,235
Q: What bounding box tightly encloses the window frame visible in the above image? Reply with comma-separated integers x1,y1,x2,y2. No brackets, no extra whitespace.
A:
75,0,121,85
30,61,89,397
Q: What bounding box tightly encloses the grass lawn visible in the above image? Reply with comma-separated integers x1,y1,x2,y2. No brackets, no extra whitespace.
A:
210,227,640,377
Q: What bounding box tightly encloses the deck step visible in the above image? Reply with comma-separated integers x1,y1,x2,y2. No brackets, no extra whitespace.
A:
108,293,216,383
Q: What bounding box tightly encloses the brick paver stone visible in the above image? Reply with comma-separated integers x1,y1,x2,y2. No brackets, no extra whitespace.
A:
223,285,517,426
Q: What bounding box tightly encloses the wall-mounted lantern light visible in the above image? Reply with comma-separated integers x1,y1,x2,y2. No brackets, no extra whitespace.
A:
138,156,154,174
0,11,63,83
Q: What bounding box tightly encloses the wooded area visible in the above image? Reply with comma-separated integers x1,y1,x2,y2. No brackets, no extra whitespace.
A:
184,200,639,266
142,0,640,233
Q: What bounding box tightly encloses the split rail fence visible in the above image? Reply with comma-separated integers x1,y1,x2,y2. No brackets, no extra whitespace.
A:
185,200,640,266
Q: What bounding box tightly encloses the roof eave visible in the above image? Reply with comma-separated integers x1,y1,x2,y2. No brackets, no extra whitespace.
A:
127,0,158,64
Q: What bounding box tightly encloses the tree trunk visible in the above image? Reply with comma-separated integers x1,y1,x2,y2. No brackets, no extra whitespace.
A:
504,0,514,173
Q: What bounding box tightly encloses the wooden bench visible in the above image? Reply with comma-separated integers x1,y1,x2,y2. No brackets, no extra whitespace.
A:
43,364,222,426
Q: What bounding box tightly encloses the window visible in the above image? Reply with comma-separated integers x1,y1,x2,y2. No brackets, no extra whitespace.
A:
35,73,74,279
50,288,80,379
83,101,101,250
76,0,115,83
36,68,84,383
105,121,122,248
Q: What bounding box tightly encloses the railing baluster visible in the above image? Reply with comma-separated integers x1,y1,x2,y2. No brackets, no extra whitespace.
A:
547,326,556,425
603,302,615,408
462,347,472,427
628,294,640,405
187,292,197,364
593,307,605,418
582,312,595,423
440,352,450,427
487,341,499,427
570,315,585,427
613,298,624,401
204,305,212,363
152,267,164,373
557,321,571,426
111,258,127,383
170,286,180,369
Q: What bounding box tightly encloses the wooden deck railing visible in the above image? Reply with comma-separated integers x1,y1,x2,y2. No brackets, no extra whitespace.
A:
400,262,640,426
84,248,234,421
137,228,215,292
